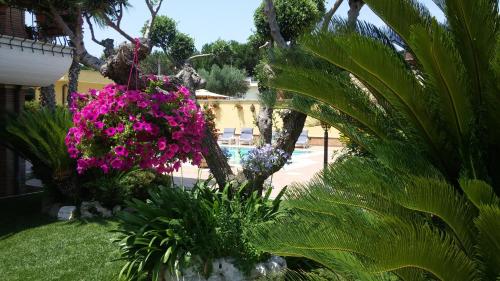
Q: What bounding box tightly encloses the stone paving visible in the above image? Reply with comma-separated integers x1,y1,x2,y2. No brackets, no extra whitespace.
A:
172,145,343,197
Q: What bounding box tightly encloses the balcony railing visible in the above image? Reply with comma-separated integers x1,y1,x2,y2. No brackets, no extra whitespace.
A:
0,5,71,49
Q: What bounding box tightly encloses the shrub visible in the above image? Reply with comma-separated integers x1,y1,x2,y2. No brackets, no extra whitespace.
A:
81,168,171,207
114,180,286,280
198,64,249,98
66,77,206,175
0,107,76,199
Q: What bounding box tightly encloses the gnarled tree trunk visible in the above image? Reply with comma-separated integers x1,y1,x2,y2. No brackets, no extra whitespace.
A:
40,84,56,110
258,105,273,144
173,64,234,188
67,51,80,107
348,0,364,27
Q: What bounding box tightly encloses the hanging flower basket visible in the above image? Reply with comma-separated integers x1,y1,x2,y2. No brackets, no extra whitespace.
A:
65,77,207,175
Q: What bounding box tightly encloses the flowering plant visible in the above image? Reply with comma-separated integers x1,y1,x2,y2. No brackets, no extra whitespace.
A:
66,76,206,174
241,144,291,177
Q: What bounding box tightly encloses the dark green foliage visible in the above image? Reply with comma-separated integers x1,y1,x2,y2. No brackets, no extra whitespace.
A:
144,15,177,53
81,168,171,207
114,180,286,280
169,32,196,66
0,107,75,199
140,51,175,75
144,15,196,66
198,65,249,98
194,39,260,76
254,0,326,42
251,1,500,279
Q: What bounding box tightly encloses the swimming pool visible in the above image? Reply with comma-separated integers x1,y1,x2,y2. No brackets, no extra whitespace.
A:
221,146,311,165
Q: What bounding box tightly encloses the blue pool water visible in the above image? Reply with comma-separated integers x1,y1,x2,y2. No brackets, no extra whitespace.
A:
222,146,311,165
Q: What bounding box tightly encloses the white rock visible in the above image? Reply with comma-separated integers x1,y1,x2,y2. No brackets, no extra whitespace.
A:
163,256,286,281
112,205,122,215
57,206,77,221
80,201,113,218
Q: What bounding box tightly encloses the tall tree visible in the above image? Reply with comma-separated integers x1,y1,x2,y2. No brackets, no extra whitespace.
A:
144,15,196,67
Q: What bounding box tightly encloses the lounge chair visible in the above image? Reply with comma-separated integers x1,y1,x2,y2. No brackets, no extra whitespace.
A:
239,128,254,145
219,128,236,144
295,130,309,148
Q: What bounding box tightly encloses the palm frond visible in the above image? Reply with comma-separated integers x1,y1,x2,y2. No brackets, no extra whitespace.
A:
363,0,432,42
299,31,448,168
409,22,473,157
460,179,500,208
475,205,500,279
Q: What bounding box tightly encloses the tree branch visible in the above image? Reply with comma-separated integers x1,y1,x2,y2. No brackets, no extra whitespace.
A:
322,0,344,30
84,13,105,46
48,5,75,38
144,0,164,40
186,53,214,62
102,14,136,43
263,0,287,48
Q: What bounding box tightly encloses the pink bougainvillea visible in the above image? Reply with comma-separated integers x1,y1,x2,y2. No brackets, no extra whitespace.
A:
66,77,206,174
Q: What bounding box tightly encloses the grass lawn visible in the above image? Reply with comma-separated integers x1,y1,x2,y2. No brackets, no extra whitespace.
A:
0,193,124,281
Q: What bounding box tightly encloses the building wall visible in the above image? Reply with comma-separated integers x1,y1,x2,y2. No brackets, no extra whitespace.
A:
0,6,26,38
35,70,114,104
200,100,341,146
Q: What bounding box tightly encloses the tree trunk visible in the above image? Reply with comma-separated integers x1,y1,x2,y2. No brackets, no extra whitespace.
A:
347,0,364,28
67,52,80,107
322,0,344,30
249,110,307,195
40,84,56,110
258,105,273,144
174,64,234,189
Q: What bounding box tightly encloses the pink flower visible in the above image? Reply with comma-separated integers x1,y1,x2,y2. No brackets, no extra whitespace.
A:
133,122,143,131
158,138,167,151
114,146,128,156
172,131,183,140
68,147,79,158
137,100,149,108
166,116,178,127
105,127,117,137
111,158,124,169
94,121,105,130
116,123,125,133
182,143,191,153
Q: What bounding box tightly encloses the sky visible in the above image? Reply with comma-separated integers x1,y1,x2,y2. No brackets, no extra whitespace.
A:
83,0,444,57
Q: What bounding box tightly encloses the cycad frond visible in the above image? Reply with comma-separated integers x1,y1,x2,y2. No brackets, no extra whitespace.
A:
299,31,446,166
444,0,500,141
363,0,432,42
475,205,500,279
409,22,473,149
271,62,391,141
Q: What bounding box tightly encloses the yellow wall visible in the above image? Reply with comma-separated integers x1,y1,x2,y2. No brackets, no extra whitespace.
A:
199,100,340,139
38,71,340,141
36,70,113,105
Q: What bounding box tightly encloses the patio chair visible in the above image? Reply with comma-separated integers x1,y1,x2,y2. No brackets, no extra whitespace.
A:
295,130,310,148
239,128,254,145
219,128,236,144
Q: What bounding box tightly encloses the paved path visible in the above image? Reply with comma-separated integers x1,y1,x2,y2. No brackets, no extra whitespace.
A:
172,146,342,197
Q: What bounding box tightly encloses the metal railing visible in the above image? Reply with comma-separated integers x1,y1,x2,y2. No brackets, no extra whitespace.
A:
0,6,72,56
